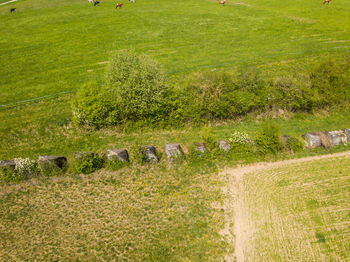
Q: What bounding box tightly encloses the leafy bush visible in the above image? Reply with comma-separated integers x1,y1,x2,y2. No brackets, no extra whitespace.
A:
39,162,66,177
71,153,105,174
310,56,350,108
272,76,317,111
255,124,283,154
199,127,215,149
107,50,170,123
179,69,268,122
280,135,304,153
72,82,116,128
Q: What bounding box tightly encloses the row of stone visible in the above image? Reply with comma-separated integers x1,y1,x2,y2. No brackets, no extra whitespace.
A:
1,129,348,170
0,144,192,170
303,129,350,148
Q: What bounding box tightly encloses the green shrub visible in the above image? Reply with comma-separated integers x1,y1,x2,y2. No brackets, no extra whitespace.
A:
71,153,105,174
272,75,317,111
310,56,350,107
285,136,304,153
199,127,215,150
72,82,116,128
228,131,254,153
107,50,170,123
255,124,283,154
14,158,39,178
39,162,66,177
0,167,25,183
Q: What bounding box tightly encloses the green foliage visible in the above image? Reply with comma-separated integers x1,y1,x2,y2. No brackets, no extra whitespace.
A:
71,153,104,174
199,127,215,149
285,136,304,153
310,56,350,108
0,167,26,184
179,70,267,122
39,162,66,177
255,124,283,154
105,159,129,171
107,50,170,123
71,82,116,128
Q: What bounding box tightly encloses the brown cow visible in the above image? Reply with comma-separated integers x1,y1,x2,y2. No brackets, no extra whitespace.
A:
219,1,225,6
323,0,331,4
116,3,123,8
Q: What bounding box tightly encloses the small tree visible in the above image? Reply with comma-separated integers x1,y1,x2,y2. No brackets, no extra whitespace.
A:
107,50,170,122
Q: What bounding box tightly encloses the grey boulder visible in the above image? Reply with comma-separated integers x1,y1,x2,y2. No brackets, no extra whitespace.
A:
217,140,231,152
107,149,129,162
164,144,184,161
303,133,321,148
324,131,347,146
0,160,16,169
194,142,207,153
38,155,67,169
343,128,350,142
142,146,159,162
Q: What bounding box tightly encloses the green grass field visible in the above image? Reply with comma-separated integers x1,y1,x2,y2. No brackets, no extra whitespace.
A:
1,0,350,104
241,155,350,261
1,0,350,158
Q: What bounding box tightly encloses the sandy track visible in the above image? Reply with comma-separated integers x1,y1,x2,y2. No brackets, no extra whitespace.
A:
222,150,350,262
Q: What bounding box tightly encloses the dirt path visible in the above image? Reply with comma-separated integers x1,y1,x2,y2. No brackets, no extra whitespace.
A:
222,150,350,262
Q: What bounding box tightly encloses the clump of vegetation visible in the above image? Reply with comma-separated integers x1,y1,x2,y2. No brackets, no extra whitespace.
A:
71,153,105,174
284,136,304,153
0,158,38,183
255,124,283,154
228,131,254,153
105,159,129,171
199,127,215,150
72,82,115,128
71,54,350,129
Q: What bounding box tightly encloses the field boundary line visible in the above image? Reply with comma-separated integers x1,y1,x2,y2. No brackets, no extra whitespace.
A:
0,0,17,6
221,150,350,262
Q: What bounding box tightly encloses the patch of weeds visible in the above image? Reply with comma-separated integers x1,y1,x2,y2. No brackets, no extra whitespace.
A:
70,153,105,174
39,162,66,177
255,123,283,154
0,167,25,184
306,199,319,209
200,126,215,150
276,179,290,187
315,231,326,243
105,159,129,171
285,136,304,153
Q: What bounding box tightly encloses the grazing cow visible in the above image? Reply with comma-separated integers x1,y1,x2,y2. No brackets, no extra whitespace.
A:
129,0,135,3
323,0,331,3
94,1,100,6
10,8,16,13
88,0,93,3
116,3,123,8
219,0,225,6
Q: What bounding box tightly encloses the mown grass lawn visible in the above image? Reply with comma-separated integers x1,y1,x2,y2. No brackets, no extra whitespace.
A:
242,155,350,261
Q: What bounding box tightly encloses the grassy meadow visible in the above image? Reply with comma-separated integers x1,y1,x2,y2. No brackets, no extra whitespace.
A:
1,0,350,260
1,0,350,159
242,155,350,261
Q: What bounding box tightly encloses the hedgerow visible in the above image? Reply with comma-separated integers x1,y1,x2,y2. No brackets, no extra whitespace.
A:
72,53,350,129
